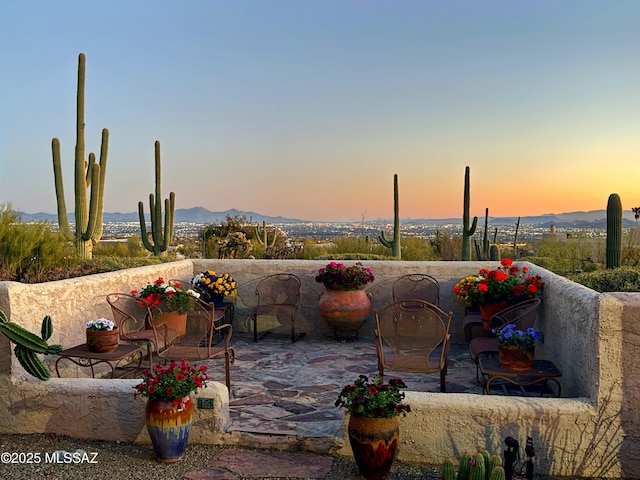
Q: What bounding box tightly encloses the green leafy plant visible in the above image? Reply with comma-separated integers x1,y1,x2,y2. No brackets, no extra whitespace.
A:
453,259,543,305
134,358,209,405
131,276,200,314
496,324,541,348
315,262,375,290
335,375,411,418
86,318,116,331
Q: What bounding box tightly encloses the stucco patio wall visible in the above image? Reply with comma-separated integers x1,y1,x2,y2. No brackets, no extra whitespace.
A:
0,259,637,477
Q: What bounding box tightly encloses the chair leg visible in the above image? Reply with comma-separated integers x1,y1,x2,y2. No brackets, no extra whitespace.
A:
224,351,231,390
440,370,446,393
252,313,258,342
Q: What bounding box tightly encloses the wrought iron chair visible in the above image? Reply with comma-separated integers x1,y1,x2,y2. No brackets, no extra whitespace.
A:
106,293,181,368
374,300,453,392
468,298,542,381
392,274,440,307
157,297,234,389
251,273,304,342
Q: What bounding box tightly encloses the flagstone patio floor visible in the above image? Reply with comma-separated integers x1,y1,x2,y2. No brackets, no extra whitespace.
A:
203,332,482,451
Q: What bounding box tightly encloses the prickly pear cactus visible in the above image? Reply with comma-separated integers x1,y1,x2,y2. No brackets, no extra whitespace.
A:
0,311,61,380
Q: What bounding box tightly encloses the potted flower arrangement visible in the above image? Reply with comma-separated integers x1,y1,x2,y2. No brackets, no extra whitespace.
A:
131,277,200,335
336,375,410,479
315,261,375,291
453,259,543,326
134,358,209,463
495,324,542,370
85,318,118,353
191,270,237,307
316,262,375,337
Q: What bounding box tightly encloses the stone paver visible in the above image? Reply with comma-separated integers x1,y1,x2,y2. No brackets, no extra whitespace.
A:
182,333,480,478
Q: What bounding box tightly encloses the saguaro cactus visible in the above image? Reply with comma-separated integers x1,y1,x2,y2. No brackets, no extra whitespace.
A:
606,193,622,269
378,173,401,258
255,220,278,249
52,52,109,260
138,141,175,256
462,166,478,260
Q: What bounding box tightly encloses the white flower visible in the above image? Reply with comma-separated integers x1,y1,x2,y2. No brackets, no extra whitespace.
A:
86,318,116,331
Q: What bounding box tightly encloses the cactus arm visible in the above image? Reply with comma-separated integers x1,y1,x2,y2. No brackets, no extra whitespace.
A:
461,166,478,260
90,128,109,242
162,193,175,250
482,208,489,257
138,201,153,252
85,164,101,242
378,230,392,248
51,138,74,242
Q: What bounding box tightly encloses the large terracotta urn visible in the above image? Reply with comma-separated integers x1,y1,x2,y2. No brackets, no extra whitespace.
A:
146,396,194,463
318,288,371,336
348,414,399,480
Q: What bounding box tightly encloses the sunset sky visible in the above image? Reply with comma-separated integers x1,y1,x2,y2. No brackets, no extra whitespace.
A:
2,1,640,222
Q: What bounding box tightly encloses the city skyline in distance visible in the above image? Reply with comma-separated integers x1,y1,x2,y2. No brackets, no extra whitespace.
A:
15,205,640,229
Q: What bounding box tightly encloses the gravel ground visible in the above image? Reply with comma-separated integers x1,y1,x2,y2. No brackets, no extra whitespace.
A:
0,433,443,480
0,433,607,480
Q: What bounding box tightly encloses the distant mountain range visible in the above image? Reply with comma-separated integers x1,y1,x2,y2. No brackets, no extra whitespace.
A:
14,207,640,229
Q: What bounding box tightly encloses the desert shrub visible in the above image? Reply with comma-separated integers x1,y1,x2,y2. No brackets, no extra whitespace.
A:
0,205,74,281
430,231,462,261
401,237,439,261
569,267,640,292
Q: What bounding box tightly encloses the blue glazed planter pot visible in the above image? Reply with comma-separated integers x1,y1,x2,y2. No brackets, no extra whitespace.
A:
145,396,194,463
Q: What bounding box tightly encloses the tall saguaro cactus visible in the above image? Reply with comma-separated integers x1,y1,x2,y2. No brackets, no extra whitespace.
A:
461,166,478,261
606,193,622,269
378,173,401,259
52,52,109,260
138,141,175,256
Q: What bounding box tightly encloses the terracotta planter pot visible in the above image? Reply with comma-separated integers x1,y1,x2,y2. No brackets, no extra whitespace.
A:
498,345,535,370
153,311,188,336
86,328,119,353
146,396,194,463
318,288,371,334
479,301,510,330
348,414,399,480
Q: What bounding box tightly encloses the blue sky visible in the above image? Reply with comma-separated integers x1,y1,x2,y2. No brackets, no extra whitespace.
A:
2,1,640,221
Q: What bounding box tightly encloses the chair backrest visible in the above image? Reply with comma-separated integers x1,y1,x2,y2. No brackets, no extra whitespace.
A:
106,293,157,334
255,274,301,307
375,300,452,369
489,298,542,333
168,278,195,289
392,274,440,307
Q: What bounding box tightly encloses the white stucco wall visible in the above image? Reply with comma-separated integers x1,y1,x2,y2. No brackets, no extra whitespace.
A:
0,259,637,477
